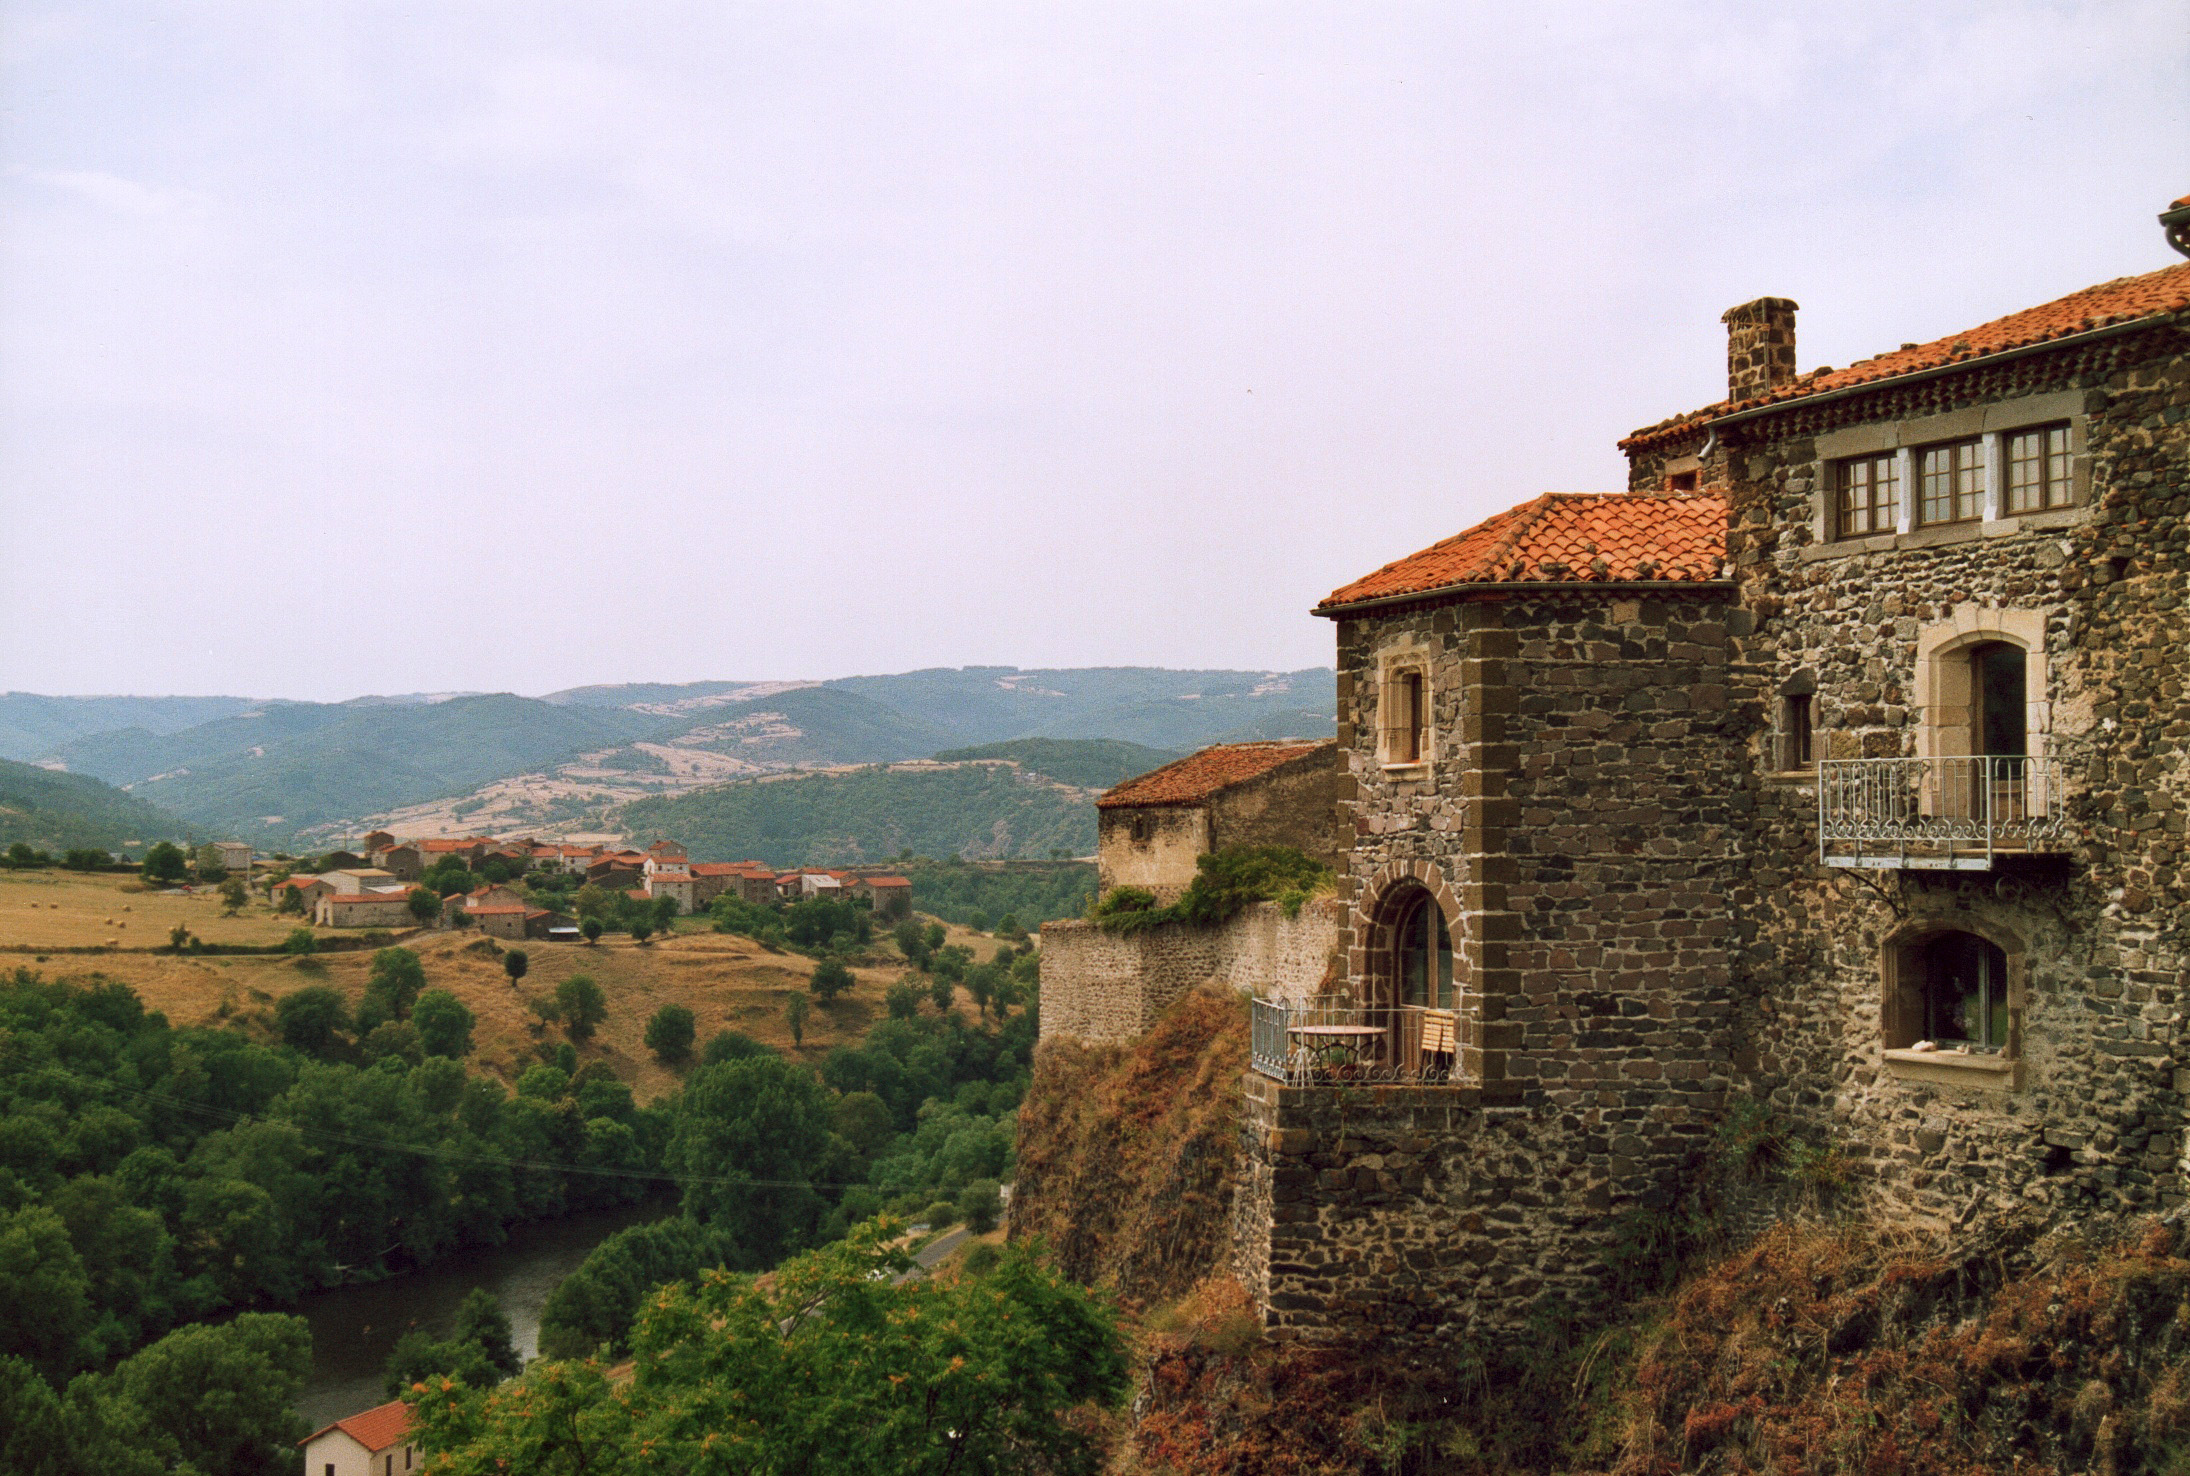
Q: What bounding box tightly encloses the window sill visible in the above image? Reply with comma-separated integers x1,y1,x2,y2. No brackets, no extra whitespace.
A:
1798,503,2091,563
1882,1047,2021,1091
1765,768,1815,784
1380,762,1431,779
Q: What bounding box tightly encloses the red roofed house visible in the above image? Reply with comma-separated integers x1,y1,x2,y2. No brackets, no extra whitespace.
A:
1095,740,1341,902
853,874,914,919
1187,201,2190,1351
645,871,698,914
300,1396,417,1476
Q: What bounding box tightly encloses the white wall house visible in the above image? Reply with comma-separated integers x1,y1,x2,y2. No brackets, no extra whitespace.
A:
300,1398,418,1476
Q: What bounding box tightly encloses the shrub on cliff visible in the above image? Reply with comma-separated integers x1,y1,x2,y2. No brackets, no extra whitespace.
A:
1089,846,1333,934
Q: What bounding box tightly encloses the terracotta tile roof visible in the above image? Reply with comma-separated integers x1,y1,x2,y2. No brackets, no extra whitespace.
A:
1099,740,1329,809
863,875,911,888
1622,261,2190,449
1316,493,1727,612
688,863,743,876
303,1398,415,1453
466,904,528,915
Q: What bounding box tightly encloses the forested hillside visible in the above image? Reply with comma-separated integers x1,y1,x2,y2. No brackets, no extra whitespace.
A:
618,763,1096,865
930,737,1180,790
0,693,263,762
0,758,184,850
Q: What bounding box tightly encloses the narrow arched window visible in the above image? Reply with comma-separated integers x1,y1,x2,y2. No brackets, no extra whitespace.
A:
1394,892,1452,1009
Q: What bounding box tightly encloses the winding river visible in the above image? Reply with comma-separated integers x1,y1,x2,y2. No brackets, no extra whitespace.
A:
294,1200,675,1430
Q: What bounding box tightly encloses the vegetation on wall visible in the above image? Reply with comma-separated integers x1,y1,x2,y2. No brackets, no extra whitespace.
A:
1089,846,1334,934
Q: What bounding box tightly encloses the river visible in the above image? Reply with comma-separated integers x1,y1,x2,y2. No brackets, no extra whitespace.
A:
294,1199,674,1430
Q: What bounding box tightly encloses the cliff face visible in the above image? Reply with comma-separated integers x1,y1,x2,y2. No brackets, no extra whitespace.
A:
1010,986,1250,1308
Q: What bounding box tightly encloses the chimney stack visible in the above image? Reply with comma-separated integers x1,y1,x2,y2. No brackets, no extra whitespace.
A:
1721,297,1799,403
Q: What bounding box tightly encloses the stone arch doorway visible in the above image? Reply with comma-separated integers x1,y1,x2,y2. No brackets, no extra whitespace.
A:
1358,874,1459,1078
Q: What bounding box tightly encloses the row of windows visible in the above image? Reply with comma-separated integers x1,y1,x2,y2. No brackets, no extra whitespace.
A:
1834,423,2072,540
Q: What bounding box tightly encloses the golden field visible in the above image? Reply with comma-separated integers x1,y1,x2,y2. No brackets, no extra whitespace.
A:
0,870,1006,1103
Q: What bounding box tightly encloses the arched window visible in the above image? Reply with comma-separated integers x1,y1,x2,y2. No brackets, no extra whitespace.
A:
1393,891,1452,1010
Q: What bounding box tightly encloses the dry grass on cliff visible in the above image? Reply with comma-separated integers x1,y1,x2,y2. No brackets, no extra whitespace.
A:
1109,1219,2190,1476
1010,985,1250,1311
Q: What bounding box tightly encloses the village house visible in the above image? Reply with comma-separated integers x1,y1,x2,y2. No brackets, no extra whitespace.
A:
314,890,414,929
447,883,550,939
323,868,402,896
359,829,396,855
371,843,422,881
212,841,253,876
1039,200,2190,1350
300,1397,417,1476
1095,739,1342,901
852,873,914,918
643,872,698,914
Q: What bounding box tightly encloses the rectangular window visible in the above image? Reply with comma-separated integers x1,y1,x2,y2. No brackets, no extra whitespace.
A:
1836,453,1897,538
2005,423,2072,513
1383,670,1427,766
1918,439,1984,526
1779,693,1812,771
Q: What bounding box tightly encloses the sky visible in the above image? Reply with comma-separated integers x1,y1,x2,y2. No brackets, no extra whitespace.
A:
1,1,2183,702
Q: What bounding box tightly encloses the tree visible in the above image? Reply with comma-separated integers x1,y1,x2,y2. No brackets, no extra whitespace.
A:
275,987,349,1058
702,1031,768,1066
995,912,1023,940
957,1179,1002,1235
422,859,476,897
413,990,477,1059
651,895,681,934
665,1054,831,1259
167,923,192,953
63,847,110,871
808,958,853,1003
141,842,187,884
218,877,249,916
893,917,930,969
0,1205,95,1384
580,917,603,945
555,974,607,1042
357,946,427,1032
280,926,316,956
409,1229,1129,1476
5,842,38,869
102,1314,310,1476
628,918,654,946
407,886,443,925
929,970,954,1014
360,1021,424,1067
193,844,228,883
885,979,922,1020
274,885,305,916
784,992,810,1046
645,1004,696,1064
383,1287,520,1396
502,949,529,987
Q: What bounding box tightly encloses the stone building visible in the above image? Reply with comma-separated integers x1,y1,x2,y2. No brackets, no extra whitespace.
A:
1095,739,1342,901
1216,205,2190,1348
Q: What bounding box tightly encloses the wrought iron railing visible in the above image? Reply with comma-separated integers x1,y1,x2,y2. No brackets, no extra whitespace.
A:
1249,997,1461,1087
1818,755,2068,870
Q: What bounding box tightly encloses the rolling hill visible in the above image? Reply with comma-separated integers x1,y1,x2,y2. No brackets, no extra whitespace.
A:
0,758,186,851
929,737,1181,790
617,762,1097,866
0,693,264,763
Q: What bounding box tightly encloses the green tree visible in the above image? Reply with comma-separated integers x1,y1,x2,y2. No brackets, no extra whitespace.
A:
645,1003,696,1064
784,992,810,1046
218,877,249,916
357,946,427,1031
628,918,654,946
808,958,853,1003
555,974,607,1042
111,1313,310,1476
408,1228,1128,1476
408,886,443,925
141,842,187,884
360,1020,424,1067
193,844,228,883
63,847,110,871
885,978,922,1020
280,925,317,956
275,885,306,916
580,917,603,945
893,917,931,969
665,1054,831,1261
0,1205,94,1384
5,842,38,869
929,970,954,1014
383,1287,520,1396
413,990,477,1059
651,895,681,934
166,923,192,953
275,986,349,1058
957,1179,1003,1235
702,1031,768,1066
423,859,476,896
502,949,529,987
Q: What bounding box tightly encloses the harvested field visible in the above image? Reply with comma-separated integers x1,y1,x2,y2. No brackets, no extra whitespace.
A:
0,869,324,950
7,912,1009,1104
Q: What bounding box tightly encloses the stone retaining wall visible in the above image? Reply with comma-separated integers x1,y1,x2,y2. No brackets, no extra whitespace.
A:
1038,898,1342,1044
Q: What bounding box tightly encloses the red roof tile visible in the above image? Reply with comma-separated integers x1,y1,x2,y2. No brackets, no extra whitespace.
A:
863,875,911,888
303,1398,415,1453
1099,740,1329,809
1316,493,1726,612
1623,261,2190,449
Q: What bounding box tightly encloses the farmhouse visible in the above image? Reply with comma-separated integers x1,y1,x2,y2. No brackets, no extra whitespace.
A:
299,1397,417,1476
313,891,413,929
1095,739,1342,901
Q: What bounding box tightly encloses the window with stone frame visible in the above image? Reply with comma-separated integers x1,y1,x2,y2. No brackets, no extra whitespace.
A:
1917,437,1985,526
2005,422,2073,514
1835,452,1898,538
1380,667,1430,768
1890,931,2011,1054
1775,672,1815,772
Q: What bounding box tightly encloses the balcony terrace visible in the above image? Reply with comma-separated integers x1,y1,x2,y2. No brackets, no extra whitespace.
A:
1818,755,2070,870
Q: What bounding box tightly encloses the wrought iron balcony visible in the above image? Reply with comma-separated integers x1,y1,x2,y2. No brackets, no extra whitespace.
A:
1250,997,1459,1086
1817,755,2069,870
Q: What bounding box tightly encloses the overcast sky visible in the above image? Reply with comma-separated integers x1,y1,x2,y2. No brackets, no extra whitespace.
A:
2,2,2183,702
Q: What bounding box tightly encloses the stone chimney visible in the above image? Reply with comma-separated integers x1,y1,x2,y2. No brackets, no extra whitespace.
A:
1721,297,1799,402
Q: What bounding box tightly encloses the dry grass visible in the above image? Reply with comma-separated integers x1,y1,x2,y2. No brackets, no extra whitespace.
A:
0,869,320,950
12,907,1002,1104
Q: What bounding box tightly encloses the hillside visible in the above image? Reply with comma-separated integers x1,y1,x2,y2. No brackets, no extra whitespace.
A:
0,758,185,851
618,762,1097,865
0,693,265,763
827,666,1335,751
930,737,1181,790
53,696,671,843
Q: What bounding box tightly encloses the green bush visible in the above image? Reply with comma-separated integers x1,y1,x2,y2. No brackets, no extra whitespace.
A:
1092,847,1333,934
646,1003,696,1063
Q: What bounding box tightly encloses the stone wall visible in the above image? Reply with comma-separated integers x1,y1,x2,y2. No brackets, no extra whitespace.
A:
1628,322,2190,1233
1039,898,1342,1044
1207,744,1344,871
1096,805,1210,900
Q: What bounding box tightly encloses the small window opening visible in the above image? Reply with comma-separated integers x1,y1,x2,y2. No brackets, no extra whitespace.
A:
1918,933,2009,1052
1779,692,1813,770
1394,893,1453,1010
1385,669,1428,766
1918,438,1985,526
1667,469,1699,493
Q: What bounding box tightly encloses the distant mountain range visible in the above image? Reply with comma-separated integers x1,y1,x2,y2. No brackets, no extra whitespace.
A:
0,667,1334,851
0,758,185,852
